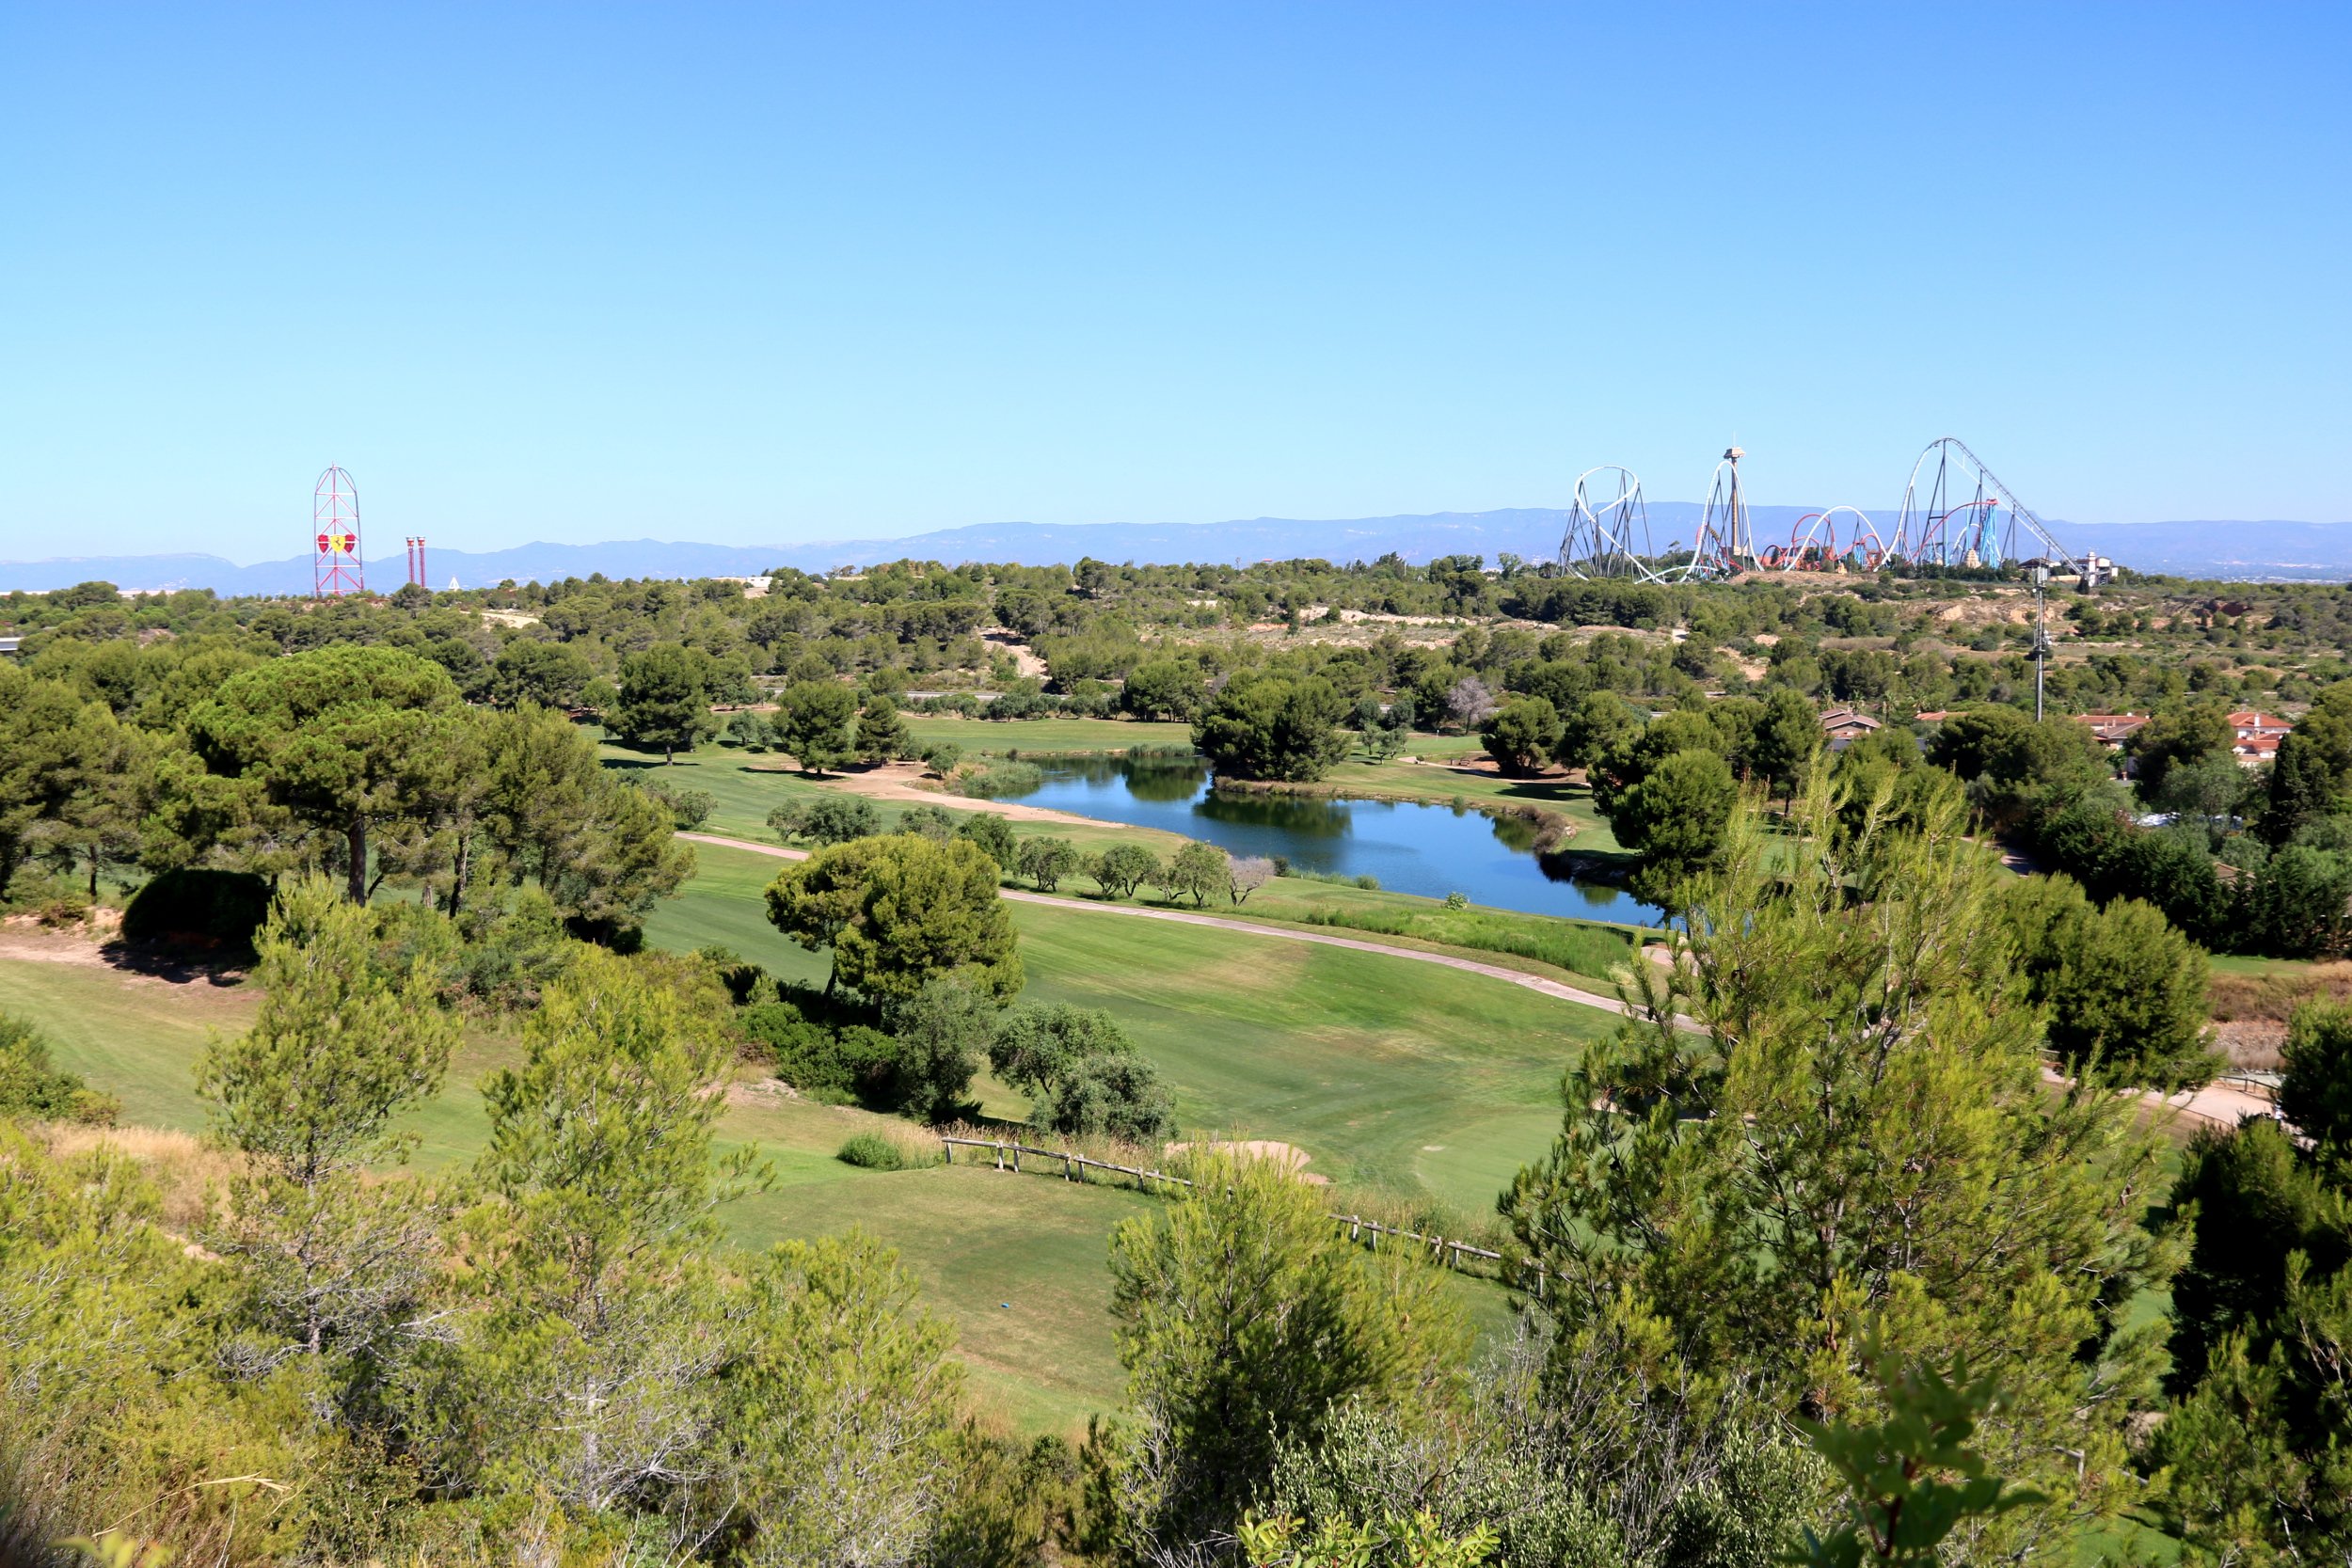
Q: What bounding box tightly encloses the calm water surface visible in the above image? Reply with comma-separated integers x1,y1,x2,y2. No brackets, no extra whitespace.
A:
1003,758,1664,927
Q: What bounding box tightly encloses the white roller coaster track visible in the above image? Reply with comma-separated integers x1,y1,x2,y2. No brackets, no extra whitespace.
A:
1895,436,2078,567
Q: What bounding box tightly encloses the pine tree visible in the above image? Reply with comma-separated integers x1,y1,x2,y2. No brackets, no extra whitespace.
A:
1093,1150,1468,1557
405,948,760,1516
2155,1000,2352,1560
855,694,914,765
1503,777,2168,1555
197,877,459,1371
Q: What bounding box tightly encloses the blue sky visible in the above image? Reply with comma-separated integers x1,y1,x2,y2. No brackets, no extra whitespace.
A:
4,3,2346,562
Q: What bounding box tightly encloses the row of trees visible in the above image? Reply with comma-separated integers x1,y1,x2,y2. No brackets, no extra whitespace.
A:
0,647,691,937
767,792,1274,908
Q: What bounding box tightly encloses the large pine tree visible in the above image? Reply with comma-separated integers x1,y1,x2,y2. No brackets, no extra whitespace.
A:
1504,776,2169,1558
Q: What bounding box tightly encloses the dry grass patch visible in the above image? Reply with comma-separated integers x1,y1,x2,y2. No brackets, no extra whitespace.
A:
2208,961,2352,1023
31,1122,242,1233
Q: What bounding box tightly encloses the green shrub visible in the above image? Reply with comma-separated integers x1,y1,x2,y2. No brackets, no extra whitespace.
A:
0,1010,119,1124
1297,905,1637,982
768,794,882,846
696,944,771,1005
958,761,1044,799
739,1003,898,1104
119,867,271,950
836,1132,907,1170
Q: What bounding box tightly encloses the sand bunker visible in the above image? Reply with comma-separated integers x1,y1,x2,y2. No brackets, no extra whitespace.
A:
1163,1138,1329,1185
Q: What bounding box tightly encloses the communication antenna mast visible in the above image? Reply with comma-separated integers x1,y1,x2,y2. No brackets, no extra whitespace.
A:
1693,446,1758,578
313,467,365,597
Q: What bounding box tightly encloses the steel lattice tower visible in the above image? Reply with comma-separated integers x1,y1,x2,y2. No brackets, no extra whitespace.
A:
313,467,366,597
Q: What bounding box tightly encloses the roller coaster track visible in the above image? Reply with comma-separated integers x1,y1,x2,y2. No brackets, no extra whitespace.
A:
1896,436,2080,568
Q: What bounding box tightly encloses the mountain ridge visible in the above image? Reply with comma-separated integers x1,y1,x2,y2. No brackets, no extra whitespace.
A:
6,509,2350,593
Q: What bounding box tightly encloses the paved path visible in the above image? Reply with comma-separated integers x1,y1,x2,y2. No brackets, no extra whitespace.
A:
679,831,2280,1131
677,832,1641,1017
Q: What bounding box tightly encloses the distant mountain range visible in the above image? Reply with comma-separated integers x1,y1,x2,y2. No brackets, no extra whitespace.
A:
6,508,2350,593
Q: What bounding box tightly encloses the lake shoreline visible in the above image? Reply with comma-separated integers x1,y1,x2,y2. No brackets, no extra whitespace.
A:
1206,775,1582,855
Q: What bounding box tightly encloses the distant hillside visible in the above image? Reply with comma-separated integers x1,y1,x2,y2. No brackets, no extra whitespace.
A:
6,510,2349,592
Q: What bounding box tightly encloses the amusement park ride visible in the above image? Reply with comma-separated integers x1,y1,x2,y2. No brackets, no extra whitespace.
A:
1556,437,2103,586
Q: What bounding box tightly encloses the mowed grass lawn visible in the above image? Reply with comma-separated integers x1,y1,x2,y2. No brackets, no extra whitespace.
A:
647,841,1612,1208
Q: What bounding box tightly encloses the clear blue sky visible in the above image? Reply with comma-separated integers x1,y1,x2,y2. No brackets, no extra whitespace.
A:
5,3,2346,562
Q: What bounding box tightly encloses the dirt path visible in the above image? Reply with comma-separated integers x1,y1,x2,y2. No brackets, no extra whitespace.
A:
979,626,1048,678
678,831,2280,1133
675,832,1643,1017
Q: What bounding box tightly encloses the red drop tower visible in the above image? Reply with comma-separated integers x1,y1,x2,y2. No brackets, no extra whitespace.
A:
313,466,365,597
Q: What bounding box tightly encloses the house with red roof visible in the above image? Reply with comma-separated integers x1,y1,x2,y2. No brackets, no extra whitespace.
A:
2228,710,2293,764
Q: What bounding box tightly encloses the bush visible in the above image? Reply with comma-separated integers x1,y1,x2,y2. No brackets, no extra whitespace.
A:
958,761,1044,799
898,804,958,843
836,1132,908,1171
1037,1051,1175,1141
0,1010,119,1124
33,890,91,928
696,944,771,1005
739,1001,898,1103
956,811,1019,869
880,978,995,1122
449,889,575,1010
768,794,882,846
119,867,272,950
629,773,716,830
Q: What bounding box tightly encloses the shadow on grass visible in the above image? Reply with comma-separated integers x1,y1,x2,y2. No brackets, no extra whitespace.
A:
99,938,251,990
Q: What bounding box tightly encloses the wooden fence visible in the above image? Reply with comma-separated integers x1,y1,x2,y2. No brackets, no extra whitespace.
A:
939,1134,1549,1292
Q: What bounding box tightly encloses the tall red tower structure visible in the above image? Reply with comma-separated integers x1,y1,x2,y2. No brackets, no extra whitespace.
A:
405,537,427,587
313,466,365,596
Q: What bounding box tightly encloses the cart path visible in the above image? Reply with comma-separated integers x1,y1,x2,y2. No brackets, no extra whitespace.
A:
676,831,1642,1017
676,831,2282,1131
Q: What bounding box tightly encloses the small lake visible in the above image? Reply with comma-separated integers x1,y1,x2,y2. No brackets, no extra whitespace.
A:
1000,757,1665,927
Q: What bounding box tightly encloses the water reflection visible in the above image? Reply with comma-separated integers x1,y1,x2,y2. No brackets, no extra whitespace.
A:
998,755,1663,926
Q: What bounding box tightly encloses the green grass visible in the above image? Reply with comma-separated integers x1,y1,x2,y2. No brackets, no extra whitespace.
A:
715,1089,1156,1433
2206,952,2320,979
0,957,252,1132
645,841,1613,1209
901,715,1193,756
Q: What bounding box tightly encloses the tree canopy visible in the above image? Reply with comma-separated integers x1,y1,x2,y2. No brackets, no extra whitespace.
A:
1192,671,1350,782
184,645,468,902
765,832,1023,1001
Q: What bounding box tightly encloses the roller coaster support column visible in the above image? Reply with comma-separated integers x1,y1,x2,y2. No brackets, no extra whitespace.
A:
2030,563,2051,722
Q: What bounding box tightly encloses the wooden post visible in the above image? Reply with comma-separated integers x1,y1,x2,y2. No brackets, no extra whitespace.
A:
994,1142,1005,1172
1011,1145,1021,1174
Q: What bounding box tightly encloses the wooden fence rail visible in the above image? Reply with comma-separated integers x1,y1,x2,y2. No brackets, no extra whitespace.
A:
938,1134,1549,1293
